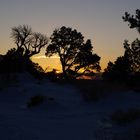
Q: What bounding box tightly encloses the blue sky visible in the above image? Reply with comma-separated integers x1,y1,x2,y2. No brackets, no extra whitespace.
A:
0,0,140,70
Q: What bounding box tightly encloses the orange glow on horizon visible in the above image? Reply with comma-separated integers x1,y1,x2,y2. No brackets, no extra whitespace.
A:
32,56,110,72
31,57,62,72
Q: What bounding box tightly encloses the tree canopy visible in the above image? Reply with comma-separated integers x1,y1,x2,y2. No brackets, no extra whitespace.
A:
46,26,100,78
103,57,130,81
123,9,140,33
123,9,140,73
103,9,140,82
123,39,140,73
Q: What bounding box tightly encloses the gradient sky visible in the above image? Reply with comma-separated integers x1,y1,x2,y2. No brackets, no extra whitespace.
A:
0,0,140,71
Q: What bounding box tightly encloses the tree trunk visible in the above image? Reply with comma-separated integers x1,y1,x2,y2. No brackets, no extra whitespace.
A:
60,57,67,78
62,64,67,78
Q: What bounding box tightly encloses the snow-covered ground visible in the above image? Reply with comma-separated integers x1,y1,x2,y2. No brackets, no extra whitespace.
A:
0,73,140,140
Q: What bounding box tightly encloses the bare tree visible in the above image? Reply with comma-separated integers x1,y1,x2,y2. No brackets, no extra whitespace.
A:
11,25,48,58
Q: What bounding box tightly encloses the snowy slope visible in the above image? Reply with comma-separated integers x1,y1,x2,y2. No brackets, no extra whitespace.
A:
0,73,140,140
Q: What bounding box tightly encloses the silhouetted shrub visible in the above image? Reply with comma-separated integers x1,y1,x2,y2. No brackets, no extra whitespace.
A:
26,60,45,79
27,95,54,108
27,95,45,108
0,48,45,79
45,69,58,81
0,48,25,73
103,56,130,82
111,109,140,125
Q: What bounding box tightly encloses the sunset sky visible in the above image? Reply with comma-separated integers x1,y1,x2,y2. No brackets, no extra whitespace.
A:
0,0,140,71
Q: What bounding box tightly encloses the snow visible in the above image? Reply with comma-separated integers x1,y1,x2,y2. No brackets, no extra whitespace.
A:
0,72,140,140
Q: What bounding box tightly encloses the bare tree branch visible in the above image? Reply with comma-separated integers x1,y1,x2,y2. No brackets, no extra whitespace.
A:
11,25,48,58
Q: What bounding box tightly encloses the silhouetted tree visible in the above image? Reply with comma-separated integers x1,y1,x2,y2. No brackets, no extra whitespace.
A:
46,26,100,78
103,9,140,83
123,9,140,33
123,39,140,73
75,39,101,73
123,9,140,73
11,25,48,58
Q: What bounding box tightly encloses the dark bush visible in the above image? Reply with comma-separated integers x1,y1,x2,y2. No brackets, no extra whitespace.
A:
45,69,58,81
27,95,45,108
26,60,45,79
0,48,25,73
0,48,45,79
103,57,130,82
